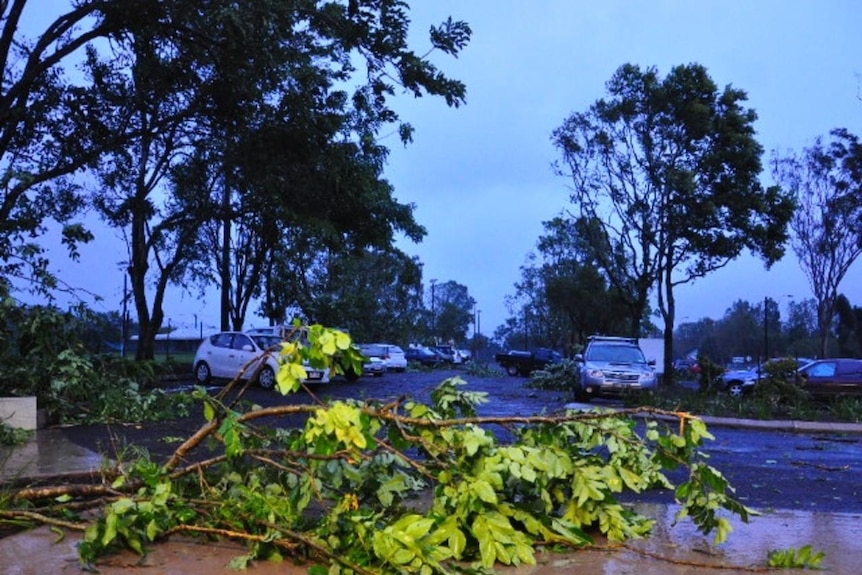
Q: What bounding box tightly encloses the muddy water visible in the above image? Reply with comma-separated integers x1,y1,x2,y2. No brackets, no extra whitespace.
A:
1,505,859,574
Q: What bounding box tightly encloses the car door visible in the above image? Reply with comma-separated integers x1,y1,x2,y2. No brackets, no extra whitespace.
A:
230,333,261,379
207,332,236,378
832,360,862,396
800,360,839,397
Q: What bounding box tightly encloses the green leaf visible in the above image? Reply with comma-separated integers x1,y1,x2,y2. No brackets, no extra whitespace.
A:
472,479,497,504
203,400,215,422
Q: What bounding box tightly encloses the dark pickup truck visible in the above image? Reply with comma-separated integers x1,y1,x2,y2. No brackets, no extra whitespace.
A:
495,348,563,376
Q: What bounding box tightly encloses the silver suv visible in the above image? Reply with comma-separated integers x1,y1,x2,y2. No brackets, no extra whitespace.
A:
574,336,657,401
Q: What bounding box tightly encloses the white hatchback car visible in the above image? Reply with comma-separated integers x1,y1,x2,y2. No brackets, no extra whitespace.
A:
375,343,407,372
193,331,330,389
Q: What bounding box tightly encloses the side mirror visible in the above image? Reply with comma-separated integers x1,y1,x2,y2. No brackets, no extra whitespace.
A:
574,353,584,362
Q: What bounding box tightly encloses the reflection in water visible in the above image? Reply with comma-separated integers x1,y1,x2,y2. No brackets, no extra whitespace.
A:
509,503,862,574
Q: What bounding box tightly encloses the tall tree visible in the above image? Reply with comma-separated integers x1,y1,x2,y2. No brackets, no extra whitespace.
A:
82,1,468,358
0,1,148,293
771,128,862,357
304,248,425,343
430,280,475,345
552,63,794,381
502,216,630,353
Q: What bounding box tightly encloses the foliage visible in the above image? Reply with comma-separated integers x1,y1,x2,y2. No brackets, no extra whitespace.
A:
625,374,862,424
0,298,191,423
462,361,502,378
0,1,114,290
526,359,581,392
428,280,477,344
553,62,795,375
696,356,725,394
767,545,825,569
673,297,826,367
771,128,862,357
4,326,754,574
303,248,426,344
67,382,751,572
750,358,811,408
501,217,635,354
0,422,31,446
81,0,470,352
274,323,365,395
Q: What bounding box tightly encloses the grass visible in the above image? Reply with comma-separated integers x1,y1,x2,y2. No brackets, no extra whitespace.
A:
624,382,862,424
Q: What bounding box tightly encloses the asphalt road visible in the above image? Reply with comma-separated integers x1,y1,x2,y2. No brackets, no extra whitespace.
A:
60,367,862,514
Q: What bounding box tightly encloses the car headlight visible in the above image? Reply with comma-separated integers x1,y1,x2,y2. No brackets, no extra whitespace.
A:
639,372,656,384
585,369,604,379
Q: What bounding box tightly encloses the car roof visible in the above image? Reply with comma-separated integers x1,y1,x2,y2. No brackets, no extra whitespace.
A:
587,336,638,345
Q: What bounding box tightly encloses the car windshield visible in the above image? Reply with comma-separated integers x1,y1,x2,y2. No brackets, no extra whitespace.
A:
586,345,646,364
251,335,284,350
359,344,385,357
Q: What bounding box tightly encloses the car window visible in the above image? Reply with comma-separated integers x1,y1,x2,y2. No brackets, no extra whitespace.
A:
232,334,254,350
807,362,836,377
211,333,233,348
836,361,862,376
251,335,282,350
359,344,385,357
389,345,404,354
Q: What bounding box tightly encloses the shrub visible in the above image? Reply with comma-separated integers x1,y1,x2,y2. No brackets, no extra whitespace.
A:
751,358,811,407
526,359,580,392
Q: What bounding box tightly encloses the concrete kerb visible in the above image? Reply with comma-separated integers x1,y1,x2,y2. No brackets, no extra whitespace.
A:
562,401,862,435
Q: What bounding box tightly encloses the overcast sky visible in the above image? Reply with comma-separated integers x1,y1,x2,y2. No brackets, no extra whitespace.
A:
25,1,862,338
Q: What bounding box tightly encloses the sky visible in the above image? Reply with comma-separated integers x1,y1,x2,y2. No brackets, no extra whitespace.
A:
19,1,862,338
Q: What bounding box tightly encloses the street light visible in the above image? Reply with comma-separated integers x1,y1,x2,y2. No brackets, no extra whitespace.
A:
477,309,481,361
430,279,437,343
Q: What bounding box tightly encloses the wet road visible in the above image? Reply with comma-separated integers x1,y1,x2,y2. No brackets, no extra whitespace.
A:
61,368,862,514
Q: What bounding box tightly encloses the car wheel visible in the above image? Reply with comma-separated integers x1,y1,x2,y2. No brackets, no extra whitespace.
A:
195,361,211,384
258,366,276,390
727,381,745,399
506,365,519,376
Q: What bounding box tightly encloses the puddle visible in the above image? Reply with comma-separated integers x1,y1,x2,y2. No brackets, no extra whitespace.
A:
0,428,106,482
1,504,858,574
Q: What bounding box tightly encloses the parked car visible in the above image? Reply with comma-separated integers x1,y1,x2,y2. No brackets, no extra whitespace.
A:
673,357,700,374
721,357,815,398
404,346,442,367
797,358,862,397
193,331,330,389
357,344,387,377
373,343,407,372
431,345,463,364
573,336,657,401
495,348,562,376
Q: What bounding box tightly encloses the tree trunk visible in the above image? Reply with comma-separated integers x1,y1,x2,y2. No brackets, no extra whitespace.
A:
220,183,231,331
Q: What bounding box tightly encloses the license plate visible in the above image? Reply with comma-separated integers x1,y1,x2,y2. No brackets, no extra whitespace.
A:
306,371,323,380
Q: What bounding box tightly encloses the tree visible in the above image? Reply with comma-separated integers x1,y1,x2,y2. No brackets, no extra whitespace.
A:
0,1,152,294
771,128,862,357
834,295,861,358
552,63,794,381
501,216,630,354
429,280,475,345
304,248,425,343
80,1,469,358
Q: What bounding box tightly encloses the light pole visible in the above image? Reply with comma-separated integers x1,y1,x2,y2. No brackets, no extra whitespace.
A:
430,278,437,343
477,309,481,360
